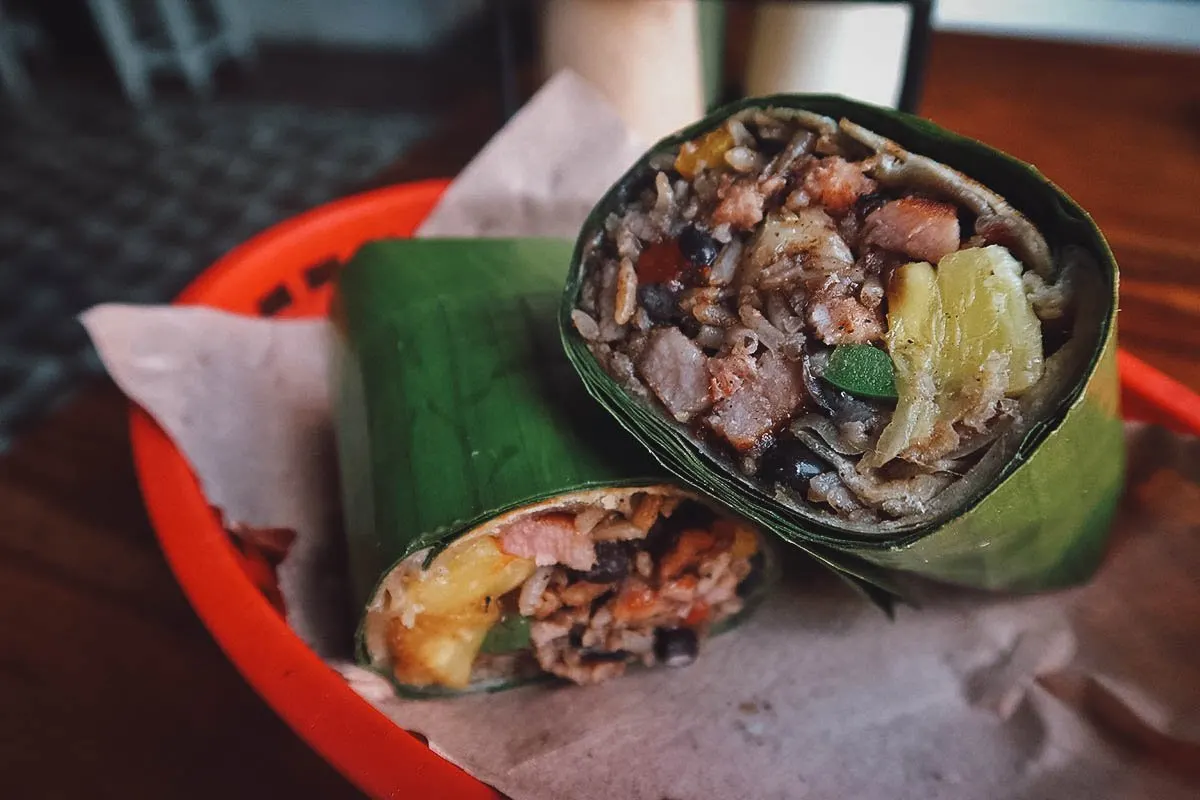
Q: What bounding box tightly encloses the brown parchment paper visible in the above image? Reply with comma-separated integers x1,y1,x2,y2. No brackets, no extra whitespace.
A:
80,72,1200,799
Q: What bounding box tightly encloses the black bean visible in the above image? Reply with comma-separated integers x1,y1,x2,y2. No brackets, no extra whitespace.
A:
568,626,585,649
642,518,678,560
678,316,702,339
854,192,888,222
637,283,680,323
569,541,631,583
580,650,630,664
655,628,698,667
668,499,718,530
589,589,616,613
679,225,720,268
754,136,787,159
617,167,659,207
956,205,976,237
1041,317,1072,359
644,500,715,558
760,436,829,493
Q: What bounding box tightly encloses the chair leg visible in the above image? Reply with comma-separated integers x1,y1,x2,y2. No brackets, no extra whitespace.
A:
0,0,33,103
155,0,213,98
86,0,152,107
0,30,32,103
209,0,255,64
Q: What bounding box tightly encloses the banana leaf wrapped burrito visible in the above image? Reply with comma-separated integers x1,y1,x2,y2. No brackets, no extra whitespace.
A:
561,95,1123,596
331,239,775,696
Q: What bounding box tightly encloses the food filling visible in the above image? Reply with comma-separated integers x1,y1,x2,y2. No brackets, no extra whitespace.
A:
367,490,764,690
572,108,1073,523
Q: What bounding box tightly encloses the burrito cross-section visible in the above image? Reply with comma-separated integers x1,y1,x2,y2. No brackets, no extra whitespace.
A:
361,487,763,690
562,96,1122,592
332,239,773,695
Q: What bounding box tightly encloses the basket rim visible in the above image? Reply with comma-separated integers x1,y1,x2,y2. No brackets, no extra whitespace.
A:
129,178,498,800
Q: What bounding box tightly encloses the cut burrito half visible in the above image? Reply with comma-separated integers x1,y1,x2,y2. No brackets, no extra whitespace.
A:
562,96,1122,593
332,239,774,695
360,486,768,692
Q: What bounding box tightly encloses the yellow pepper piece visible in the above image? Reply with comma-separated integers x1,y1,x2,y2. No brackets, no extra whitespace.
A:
674,127,735,180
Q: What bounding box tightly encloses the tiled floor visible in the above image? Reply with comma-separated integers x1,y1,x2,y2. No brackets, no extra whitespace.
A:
0,83,432,451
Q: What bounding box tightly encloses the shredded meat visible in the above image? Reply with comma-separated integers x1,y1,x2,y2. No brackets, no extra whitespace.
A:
499,513,596,571
807,279,885,345
526,511,758,685
708,352,759,403
862,196,961,263
712,175,767,230
750,209,855,279
559,581,612,608
1023,270,1070,321
975,214,1030,261
800,156,878,216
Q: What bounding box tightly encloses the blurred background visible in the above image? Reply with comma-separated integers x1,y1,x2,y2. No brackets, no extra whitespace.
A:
1,0,1198,453
3,4,1200,799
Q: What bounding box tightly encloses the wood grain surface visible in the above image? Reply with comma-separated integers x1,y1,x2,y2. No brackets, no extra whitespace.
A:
3,33,1198,799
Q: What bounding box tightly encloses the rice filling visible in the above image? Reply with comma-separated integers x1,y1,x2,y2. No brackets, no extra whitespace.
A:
364,488,765,690
573,108,1074,524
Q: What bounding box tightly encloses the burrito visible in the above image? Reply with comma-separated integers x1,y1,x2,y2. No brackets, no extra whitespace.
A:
331,239,774,695
562,96,1122,594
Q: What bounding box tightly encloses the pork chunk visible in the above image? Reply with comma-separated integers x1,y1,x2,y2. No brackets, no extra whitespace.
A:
638,327,713,422
862,196,961,263
704,349,805,451
499,514,596,571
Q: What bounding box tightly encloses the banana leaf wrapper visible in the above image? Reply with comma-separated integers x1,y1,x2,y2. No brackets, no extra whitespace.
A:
560,95,1123,598
331,239,775,696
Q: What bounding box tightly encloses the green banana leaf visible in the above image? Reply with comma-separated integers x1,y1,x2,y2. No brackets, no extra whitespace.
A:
330,239,778,695
559,94,1123,595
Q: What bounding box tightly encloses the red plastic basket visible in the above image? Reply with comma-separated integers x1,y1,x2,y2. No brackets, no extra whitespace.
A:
129,180,1200,800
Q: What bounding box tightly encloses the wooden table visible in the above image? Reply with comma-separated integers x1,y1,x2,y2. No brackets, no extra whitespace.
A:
3,33,1199,799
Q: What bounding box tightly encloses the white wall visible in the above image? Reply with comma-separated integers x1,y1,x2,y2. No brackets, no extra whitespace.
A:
935,0,1200,51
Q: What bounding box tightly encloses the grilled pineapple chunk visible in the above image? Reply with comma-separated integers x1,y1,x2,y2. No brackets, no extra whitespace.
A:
408,535,536,616
389,605,499,688
871,246,1045,465
937,246,1044,395
390,535,536,688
